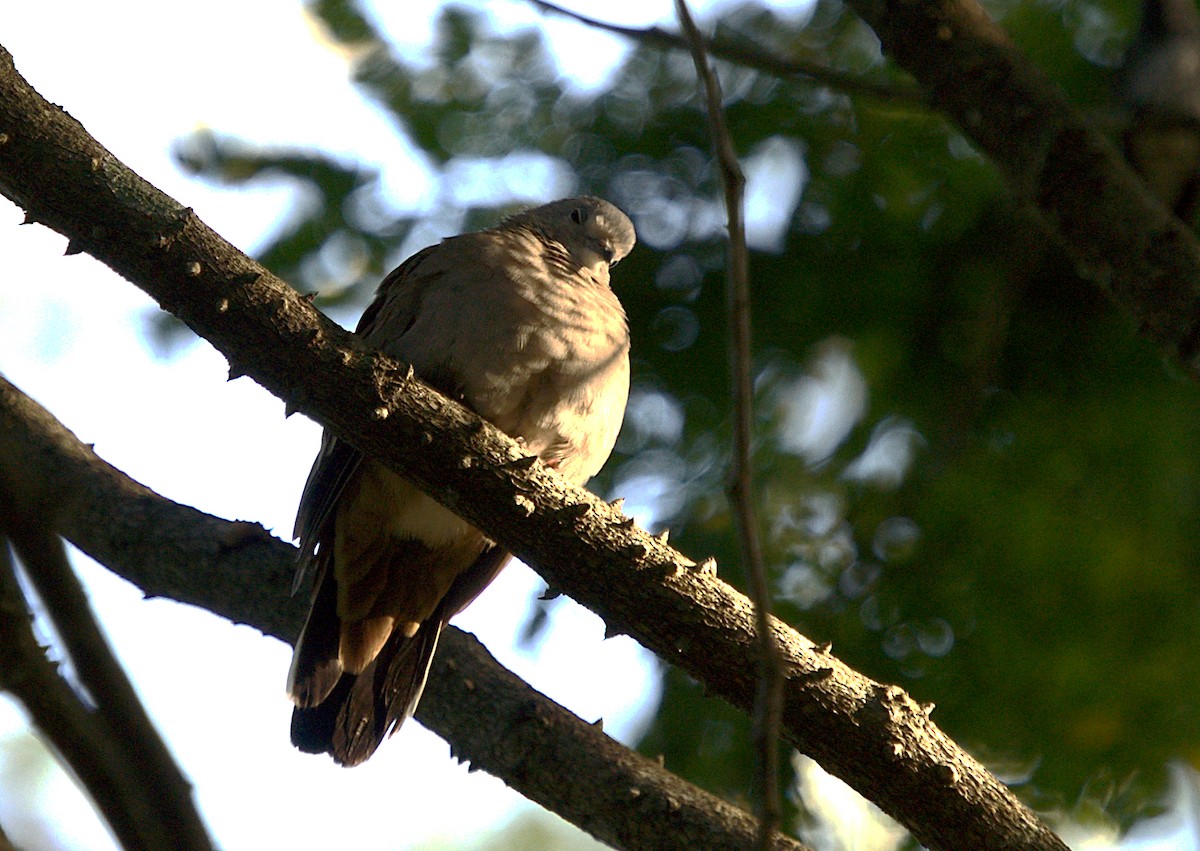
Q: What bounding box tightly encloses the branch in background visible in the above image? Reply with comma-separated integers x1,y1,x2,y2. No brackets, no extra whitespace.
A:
530,0,927,105
0,537,175,851
674,2,783,847
0,470,214,851
843,0,1200,374
0,51,1069,850
0,376,812,851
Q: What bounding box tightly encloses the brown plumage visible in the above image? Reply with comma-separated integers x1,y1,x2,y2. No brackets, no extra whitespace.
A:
287,197,636,765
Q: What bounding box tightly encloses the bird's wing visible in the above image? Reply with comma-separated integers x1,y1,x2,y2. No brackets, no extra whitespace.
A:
290,243,445,594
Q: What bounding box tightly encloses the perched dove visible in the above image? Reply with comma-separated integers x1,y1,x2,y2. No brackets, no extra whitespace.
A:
1115,0,1200,221
287,197,635,766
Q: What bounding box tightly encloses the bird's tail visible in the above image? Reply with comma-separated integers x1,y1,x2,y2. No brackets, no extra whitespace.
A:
290,615,443,767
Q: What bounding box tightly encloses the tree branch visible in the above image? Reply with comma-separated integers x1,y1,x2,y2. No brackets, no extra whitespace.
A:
0,462,213,851
848,0,1200,375
0,537,174,851
0,373,811,851
529,0,927,105
674,2,783,846
0,44,1067,849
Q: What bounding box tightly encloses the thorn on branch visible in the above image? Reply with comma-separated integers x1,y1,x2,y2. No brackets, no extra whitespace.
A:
561,501,592,520
507,454,539,470
623,541,648,559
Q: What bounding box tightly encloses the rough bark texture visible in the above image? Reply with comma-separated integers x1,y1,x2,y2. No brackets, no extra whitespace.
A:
0,45,1069,850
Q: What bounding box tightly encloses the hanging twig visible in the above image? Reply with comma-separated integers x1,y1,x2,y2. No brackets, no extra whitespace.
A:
530,0,927,105
673,2,785,847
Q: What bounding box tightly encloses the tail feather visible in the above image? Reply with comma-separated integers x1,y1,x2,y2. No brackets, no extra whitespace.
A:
290,616,443,767
288,545,512,765
287,557,342,708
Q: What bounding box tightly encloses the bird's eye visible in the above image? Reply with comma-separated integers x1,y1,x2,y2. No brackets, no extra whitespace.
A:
570,207,585,225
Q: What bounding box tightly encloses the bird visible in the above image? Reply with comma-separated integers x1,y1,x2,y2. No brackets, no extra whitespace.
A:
1115,0,1200,222
286,196,635,766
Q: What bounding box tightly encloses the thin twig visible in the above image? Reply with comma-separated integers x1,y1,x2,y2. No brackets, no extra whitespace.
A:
674,2,785,848
531,0,927,105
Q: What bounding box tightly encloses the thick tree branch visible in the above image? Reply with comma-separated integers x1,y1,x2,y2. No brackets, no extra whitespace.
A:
0,374,811,851
0,45,1067,849
845,0,1200,374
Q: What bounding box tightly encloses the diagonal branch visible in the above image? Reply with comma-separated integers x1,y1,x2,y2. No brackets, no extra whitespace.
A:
674,2,783,846
847,0,1200,375
0,44,1067,850
530,0,927,105
0,373,812,851
0,537,173,851
0,472,214,851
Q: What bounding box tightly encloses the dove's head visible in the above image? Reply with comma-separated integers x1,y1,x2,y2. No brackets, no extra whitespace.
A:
507,196,636,278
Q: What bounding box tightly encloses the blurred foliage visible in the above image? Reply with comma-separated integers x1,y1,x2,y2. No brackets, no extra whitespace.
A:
176,0,1200,840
